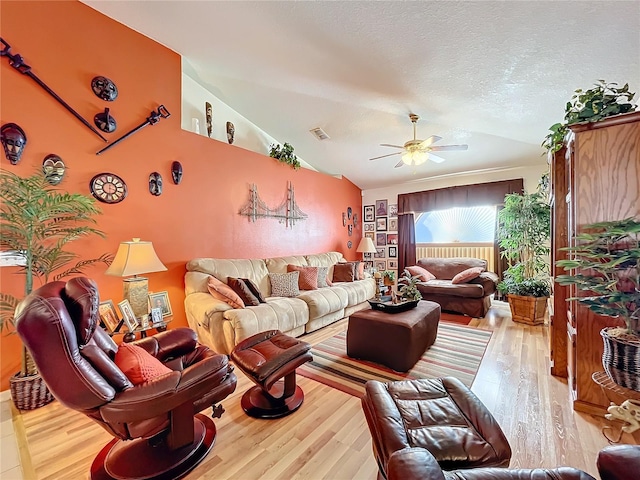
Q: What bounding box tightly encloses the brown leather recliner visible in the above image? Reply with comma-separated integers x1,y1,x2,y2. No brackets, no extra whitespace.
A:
15,277,237,480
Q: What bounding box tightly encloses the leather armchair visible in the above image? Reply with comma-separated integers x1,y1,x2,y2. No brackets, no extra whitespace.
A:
15,277,237,480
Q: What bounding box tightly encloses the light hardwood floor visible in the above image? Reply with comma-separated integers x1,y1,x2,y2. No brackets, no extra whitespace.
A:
10,301,638,479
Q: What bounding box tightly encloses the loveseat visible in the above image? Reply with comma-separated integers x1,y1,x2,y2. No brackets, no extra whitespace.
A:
411,257,498,317
184,252,376,354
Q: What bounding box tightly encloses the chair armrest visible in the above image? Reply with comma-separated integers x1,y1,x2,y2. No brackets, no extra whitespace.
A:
598,445,640,480
387,448,446,480
134,328,198,362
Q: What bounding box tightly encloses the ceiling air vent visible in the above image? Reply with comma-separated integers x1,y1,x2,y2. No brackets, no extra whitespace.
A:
309,127,330,141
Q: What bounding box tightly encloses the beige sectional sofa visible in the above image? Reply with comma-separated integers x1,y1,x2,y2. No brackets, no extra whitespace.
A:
184,252,376,354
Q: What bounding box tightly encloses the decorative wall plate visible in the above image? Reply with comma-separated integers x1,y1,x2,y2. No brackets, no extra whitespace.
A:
90,173,127,204
347,241,352,249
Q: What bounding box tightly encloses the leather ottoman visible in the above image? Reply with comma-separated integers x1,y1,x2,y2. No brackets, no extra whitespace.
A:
361,377,512,477
347,300,440,372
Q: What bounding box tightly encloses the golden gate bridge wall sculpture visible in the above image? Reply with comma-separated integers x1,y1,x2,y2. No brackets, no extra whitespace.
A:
239,181,308,228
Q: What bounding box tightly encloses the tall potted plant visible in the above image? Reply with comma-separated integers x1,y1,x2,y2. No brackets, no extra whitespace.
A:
0,170,111,409
497,191,551,325
556,218,640,391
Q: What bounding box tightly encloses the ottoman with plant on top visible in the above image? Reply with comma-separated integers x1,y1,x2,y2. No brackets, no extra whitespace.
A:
346,300,441,372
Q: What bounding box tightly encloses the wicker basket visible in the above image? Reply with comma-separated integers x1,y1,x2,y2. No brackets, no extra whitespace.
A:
507,294,548,325
10,372,54,411
601,328,640,392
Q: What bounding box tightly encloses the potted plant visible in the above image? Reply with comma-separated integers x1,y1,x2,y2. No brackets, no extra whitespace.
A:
382,270,396,287
269,142,301,170
0,170,112,410
541,80,636,156
556,217,640,391
398,270,423,302
497,191,551,325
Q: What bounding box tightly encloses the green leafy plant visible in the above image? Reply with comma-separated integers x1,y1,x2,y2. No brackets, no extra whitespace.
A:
398,269,423,302
556,218,640,335
0,170,112,375
497,191,551,297
541,122,569,156
269,142,301,169
381,270,396,282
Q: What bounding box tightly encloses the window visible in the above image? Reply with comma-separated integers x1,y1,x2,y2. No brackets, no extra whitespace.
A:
415,206,496,243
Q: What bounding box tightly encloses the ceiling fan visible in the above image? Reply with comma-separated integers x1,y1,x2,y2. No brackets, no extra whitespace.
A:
369,113,468,168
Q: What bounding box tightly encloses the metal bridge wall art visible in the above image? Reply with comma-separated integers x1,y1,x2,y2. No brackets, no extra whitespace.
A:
239,182,308,228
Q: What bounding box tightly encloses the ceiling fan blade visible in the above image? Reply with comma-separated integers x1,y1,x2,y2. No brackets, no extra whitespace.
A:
428,153,447,163
369,151,402,161
380,143,404,149
429,144,469,152
419,135,442,148
394,159,405,168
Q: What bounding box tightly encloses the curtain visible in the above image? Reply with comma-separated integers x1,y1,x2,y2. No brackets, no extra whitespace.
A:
493,205,509,300
397,213,415,273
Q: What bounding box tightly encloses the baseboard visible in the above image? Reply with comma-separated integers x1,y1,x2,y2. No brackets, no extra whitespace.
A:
0,389,10,401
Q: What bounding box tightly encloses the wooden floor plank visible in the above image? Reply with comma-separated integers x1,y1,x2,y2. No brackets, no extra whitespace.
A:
11,301,639,479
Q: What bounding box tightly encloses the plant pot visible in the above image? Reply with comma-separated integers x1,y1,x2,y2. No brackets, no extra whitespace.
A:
601,327,640,392
506,294,548,325
10,372,54,411
383,278,394,287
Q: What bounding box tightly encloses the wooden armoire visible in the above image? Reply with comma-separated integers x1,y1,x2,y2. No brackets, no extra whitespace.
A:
550,111,640,414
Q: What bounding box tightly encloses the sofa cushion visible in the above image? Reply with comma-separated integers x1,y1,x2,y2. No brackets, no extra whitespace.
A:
227,277,261,306
334,279,377,307
114,343,172,385
265,255,308,274
333,263,355,282
297,287,349,319
186,258,270,298
287,264,319,290
417,280,485,298
240,277,266,303
316,266,332,288
407,265,436,282
306,252,345,282
417,258,487,280
269,272,301,297
208,276,245,308
452,267,484,284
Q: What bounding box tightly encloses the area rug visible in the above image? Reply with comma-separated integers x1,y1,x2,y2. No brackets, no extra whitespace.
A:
298,322,492,397
440,312,474,325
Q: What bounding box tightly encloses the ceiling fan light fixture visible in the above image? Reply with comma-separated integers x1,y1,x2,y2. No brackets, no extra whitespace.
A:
402,149,427,166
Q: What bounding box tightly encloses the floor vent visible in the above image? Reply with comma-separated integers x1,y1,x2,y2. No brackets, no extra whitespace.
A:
309,127,330,141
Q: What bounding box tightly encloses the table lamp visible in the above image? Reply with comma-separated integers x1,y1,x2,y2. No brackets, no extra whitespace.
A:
356,237,377,262
105,238,167,320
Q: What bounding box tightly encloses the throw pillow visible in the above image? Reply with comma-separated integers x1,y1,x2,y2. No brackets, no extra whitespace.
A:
316,266,331,288
240,277,266,303
207,276,245,309
114,343,172,385
407,265,436,282
227,277,260,306
333,263,355,282
269,271,301,297
287,264,319,290
451,266,485,284
338,261,363,280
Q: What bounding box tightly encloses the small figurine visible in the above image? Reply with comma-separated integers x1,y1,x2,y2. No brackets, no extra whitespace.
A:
42,154,65,185
226,121,235,144
205,102,213,138
94,108,117,133
149,172,163,196
91,76,118,101
1,123,27,165
606,399,640,434
171,161,183,185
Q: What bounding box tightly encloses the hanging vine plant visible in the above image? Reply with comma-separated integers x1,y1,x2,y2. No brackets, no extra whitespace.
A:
269,142,301,170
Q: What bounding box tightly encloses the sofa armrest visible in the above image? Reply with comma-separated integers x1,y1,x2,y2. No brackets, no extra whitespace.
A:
469,271,499,294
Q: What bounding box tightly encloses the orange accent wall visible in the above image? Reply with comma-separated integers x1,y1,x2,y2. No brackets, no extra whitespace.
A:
0,1,362,390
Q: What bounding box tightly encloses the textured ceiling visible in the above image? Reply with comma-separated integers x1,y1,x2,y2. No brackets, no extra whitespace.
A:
81,1,640,190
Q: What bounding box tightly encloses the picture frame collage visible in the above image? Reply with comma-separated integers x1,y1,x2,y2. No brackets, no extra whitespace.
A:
98,291,173,334
363,199,398,273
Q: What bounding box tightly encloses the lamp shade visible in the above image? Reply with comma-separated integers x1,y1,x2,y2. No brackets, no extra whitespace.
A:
356,237,377,254
105,238,167,277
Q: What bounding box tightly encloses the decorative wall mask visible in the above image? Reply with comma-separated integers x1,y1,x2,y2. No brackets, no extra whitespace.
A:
171,161,183,185
149,172,163,196
91,76,118,101
347,241,352,249
226,121,235,144
94,108,117,133
353,214,358,228
42,154,65,185
348,224,353,236
347,207,352,220
342,212,347,226
205,102,213,138
0,123,27,165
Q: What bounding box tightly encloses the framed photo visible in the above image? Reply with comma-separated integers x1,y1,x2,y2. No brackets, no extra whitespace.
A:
375,200,388,217
118,299,139,332
365,232,374,240
364,223,374,232
149,291,173,318
150,307,164,326
376,217,387,231
389,204,398,217
364,205,375,222
388,260,398,269
98,300,120,333
375,261,386,271
387,233,398,245
376,233,387,246
388,245,397,258
389,218,398,231
374,247,386,258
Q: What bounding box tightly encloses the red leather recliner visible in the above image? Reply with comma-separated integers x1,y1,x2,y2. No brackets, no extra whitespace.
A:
15,277,237,480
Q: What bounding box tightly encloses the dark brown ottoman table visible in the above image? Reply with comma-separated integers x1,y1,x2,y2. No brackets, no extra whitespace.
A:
347,300,441,372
